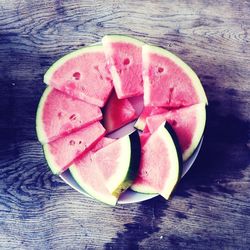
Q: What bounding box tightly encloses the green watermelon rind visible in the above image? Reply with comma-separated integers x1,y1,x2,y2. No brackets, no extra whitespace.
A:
143,44,208,106
43,45,104,85
43,143,62,175
182,103,206,161
69,165,118,206
131,123,181,199
130,184,158,194
102,35,145,99
36,86,53,144
134,118,145,131
38,87,69,174
106,131,141,197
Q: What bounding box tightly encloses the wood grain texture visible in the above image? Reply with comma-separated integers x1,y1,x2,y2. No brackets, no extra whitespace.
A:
0,0,249,249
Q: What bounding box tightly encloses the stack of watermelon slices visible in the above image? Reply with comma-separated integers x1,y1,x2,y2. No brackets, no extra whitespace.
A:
36,35,207,205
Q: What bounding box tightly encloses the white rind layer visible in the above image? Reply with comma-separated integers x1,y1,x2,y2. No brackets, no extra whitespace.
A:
36,86,53,144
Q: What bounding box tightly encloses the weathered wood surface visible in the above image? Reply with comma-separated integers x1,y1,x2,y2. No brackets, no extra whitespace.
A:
0,0,249,249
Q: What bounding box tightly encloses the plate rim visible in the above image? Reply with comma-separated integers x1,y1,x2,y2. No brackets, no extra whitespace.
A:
60,137,203,204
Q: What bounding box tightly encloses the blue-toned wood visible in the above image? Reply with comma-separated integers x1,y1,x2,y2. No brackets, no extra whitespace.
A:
0,0,249,249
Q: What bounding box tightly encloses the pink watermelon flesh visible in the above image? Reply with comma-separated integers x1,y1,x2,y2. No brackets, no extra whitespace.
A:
91,137,115,152
134,106,167,131
92,131,140,195
130,132,156,193
128,94,144,116
146,104,206,161
44,46,113,107
131,124,180,198
44,122,106,174
143,45,207,107
37,87,102,144
102,36,144,99
93,138,126,182
139,132,151,149
103,91,138,133
70,137,117,205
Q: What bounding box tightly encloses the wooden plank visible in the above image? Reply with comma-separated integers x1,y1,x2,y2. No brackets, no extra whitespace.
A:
0,0,249,249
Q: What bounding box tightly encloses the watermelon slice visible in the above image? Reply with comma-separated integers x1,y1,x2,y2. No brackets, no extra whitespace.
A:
131,122,182,199
146,103,206,161
134,106,167,131
44,45,113,107
103,91,138,133
143,44,208,107
70,137,118,206
36,87,102,144
37,35,208,205
43,122,105,174
93,131,141,197
102,35,145,99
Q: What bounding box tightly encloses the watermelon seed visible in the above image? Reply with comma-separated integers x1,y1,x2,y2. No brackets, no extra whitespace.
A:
106,77,112,82
123,58,130,65
69,140,75,145
69,114,77,121
172,120,177,126
168,87,174,103
73,72,81,80
57,112,62,118
158,67,164,73
94,65,104,80
79,141,82,144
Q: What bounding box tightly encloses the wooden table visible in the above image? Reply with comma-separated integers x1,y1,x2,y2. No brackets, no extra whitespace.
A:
0,1,249,249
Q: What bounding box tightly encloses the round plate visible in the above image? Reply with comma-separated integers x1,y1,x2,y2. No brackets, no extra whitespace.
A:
60,95,203,204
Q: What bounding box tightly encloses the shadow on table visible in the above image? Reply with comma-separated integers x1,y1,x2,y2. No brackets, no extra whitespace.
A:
105,196,166,249
175,101,249,198
105,75,250,249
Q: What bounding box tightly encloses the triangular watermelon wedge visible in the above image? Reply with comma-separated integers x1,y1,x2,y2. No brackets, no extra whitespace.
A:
44,45,113,107
102,35,145,99
43,122,105,175
103,91,138,133
36,87,102,144
131,122,182,199
70,137,118,206
93,131,141,197
146,103,206,161
143,44,208,107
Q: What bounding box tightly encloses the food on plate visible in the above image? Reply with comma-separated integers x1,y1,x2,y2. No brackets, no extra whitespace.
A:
37,35,207,205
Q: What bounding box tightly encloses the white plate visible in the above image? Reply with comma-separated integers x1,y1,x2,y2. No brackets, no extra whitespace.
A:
60,95,203,204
